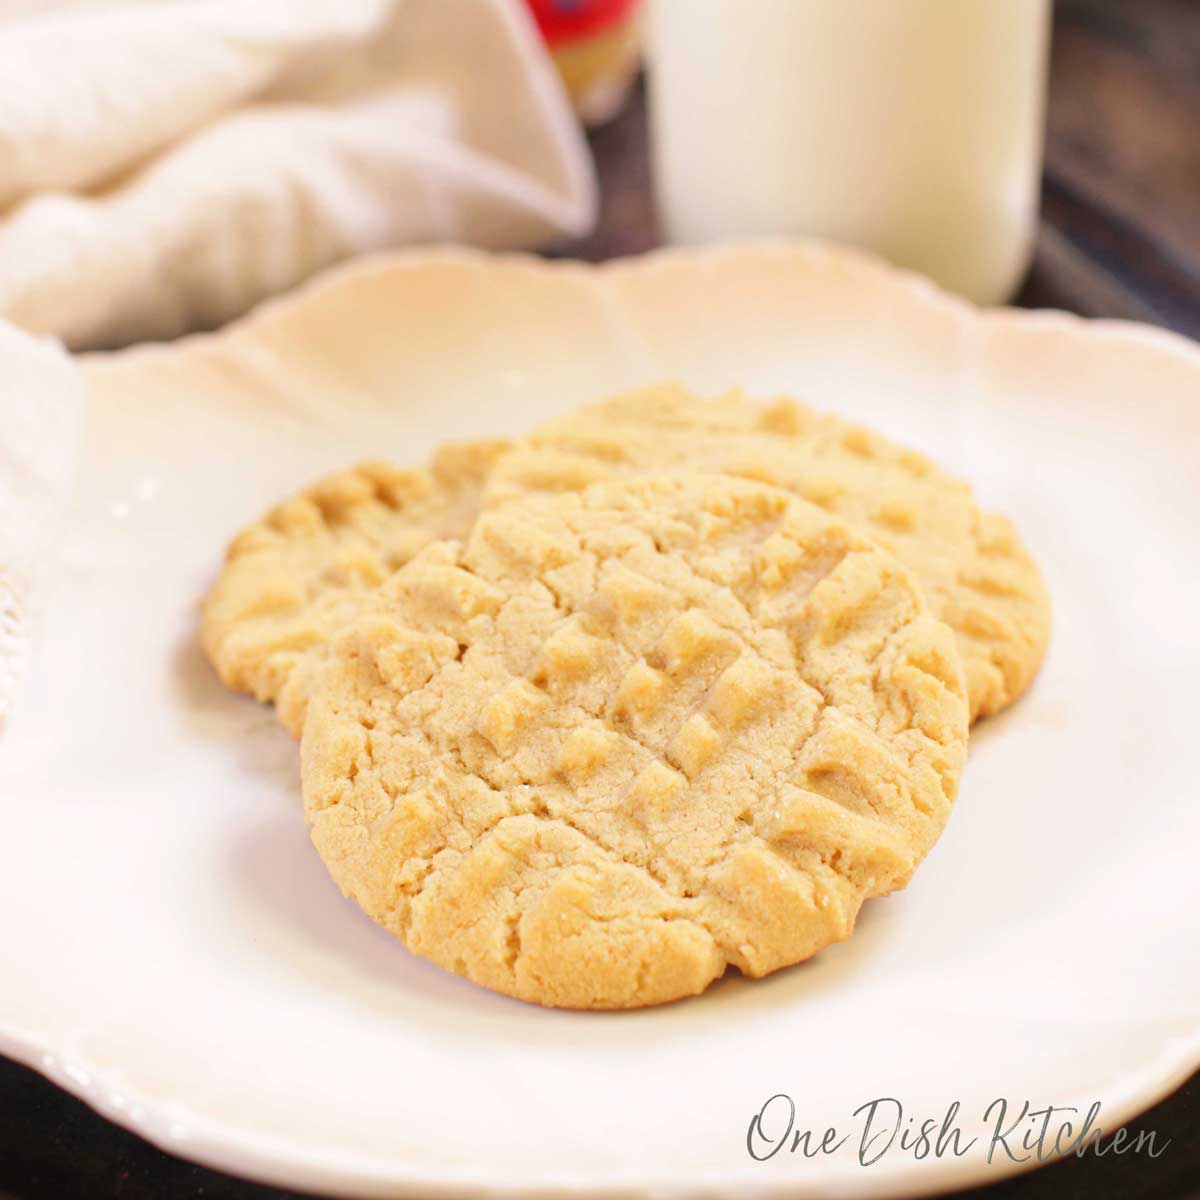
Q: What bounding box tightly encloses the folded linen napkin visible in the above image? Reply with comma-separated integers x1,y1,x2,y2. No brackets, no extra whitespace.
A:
0,322,82,726
0,0,596,349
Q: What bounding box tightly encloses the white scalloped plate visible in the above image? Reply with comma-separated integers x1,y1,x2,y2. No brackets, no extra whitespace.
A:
3,242,1198,1198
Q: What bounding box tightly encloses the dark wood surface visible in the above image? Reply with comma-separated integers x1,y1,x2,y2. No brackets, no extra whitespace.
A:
1020,0,1200,333
2,1,1196,1197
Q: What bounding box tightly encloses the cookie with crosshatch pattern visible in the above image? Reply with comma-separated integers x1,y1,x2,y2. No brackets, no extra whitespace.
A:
200,439,510,737
484,385,1051,723
301,471,969,1008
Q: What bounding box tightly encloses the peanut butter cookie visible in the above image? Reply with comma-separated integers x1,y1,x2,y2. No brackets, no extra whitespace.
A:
301,472,969,1008
201,440,509,736
484,386,1050,721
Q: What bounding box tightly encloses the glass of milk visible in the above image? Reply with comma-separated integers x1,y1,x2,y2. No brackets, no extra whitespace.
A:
646,0,1052,305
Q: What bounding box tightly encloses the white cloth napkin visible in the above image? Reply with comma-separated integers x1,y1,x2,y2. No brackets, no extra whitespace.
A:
0,323,82,726
0,0,597,349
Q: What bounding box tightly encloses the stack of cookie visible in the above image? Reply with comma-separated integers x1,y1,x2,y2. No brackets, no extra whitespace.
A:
202,386,1050,1009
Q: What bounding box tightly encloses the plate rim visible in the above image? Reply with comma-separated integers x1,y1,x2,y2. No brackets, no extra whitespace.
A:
81,237,1200,375
3,1018,1197,1199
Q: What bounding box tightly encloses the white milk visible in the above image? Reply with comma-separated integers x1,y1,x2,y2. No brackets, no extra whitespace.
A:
647,0,1051,304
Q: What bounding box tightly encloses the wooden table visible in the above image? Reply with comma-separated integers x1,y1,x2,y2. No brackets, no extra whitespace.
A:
1,1,1196,1197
